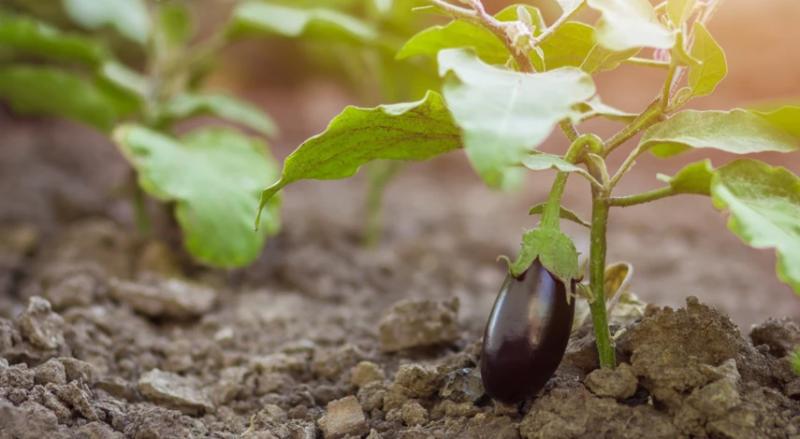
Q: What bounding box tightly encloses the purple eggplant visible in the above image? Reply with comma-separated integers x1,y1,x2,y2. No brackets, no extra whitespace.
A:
480,260,575,403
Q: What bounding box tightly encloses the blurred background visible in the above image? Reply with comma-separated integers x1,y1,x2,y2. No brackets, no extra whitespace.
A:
1,0,799,327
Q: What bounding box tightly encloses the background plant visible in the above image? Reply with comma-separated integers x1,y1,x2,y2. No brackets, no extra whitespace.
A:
0,0,433,266
256,0,800,367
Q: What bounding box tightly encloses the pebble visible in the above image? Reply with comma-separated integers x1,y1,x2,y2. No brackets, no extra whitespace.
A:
392,364,440,399
318,395,368,439
109,277,216,319
378,298,460,352
137,369,213,414
16,297,64,350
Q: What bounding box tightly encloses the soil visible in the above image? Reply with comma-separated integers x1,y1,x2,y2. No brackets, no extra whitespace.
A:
2,114,800,438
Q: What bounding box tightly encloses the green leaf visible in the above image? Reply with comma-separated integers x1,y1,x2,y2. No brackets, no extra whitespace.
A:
0,12,108,66
509,228,580,283
792,350,800,375
0,65,131,131
256,91,460,222
656,159,714,195
229,2,376,44
587,0,675,51
522,153,599,187
580,44,640,73
754,105,800,140
577,96,638,122
667,0,696,27
688,23,726,97
711,159,800,294
157,93,277,137
438,48,595,188
115,125,281,268
529,203,590,228
397,5,544,65
62,0,151,44
641,110,799,157
98,61,148,100
537,22,595,70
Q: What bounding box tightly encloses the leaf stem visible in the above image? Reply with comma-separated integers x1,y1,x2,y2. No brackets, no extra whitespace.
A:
540,134,602,229
589,192,615,368
431,0,535,72
608,186,676,207
623,57,671,69
532,0,587,46
602,99,663,157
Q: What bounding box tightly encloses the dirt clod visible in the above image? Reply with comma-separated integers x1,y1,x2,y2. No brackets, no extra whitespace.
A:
137,368,213,415
318,395,368,438
584,363,637,400
109,277,216,319
378,298,460,352
351,361,385,388
750,317,800,357
17,296,65,350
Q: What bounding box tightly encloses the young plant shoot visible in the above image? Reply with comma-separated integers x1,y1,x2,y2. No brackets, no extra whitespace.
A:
257,0,800,402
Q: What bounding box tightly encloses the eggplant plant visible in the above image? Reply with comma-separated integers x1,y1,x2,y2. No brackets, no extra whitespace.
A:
0,0,419,267
257,0,800,401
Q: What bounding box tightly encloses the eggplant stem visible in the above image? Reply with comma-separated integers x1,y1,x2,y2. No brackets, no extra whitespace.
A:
589,194,616,368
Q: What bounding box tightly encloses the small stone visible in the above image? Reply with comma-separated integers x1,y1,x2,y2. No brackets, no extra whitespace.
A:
440,367,484,402
137,369,213,414
33,358,67,385
16,297,64,350
378,298,459,352
584,363,638,400
109,277,216,319
401,400,428,426
58,357,98,384
366,429,383,439
251,353,307,376
318,395,368,439
392,363,440,398
351,361,385,388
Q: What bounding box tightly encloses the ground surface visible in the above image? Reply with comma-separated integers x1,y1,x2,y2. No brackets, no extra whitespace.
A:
1,115,800,438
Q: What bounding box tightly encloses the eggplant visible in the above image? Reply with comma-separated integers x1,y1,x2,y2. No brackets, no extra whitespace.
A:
480,260,575,403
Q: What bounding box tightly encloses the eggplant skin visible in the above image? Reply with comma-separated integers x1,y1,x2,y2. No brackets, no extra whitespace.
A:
480,260,575,404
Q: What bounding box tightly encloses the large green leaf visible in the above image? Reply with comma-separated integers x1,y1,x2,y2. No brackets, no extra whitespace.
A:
711,159,800,294
256,91,460,221
0,65,132,131
438,48,595,188
62,0,151,44
641,110,799,157
0,12,107,66
115,125,281,268
754,105,800,140
587,0,675,51
397,5,544,65
688,23,726,98
656,159,714,195
157,93,277,137
509,228,580,283
229,2,376,44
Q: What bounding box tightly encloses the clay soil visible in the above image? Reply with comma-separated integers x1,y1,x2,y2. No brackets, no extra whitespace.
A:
1,111,800,438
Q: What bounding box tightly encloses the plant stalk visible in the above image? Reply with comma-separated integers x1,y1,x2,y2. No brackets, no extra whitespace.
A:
589,193,615,368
